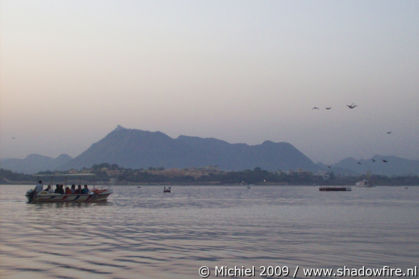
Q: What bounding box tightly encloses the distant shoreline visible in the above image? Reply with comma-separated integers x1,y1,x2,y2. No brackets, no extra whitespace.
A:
2,164,419,186
2,182,418,187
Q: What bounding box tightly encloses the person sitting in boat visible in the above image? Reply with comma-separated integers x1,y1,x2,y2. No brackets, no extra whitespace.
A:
27,180,43,202
34,180,43,193
58,185,65,194
54,185,61,194
45,185,53,193
65,186,72,194
81,185,90,194
71,184,76,193
75,185,82,194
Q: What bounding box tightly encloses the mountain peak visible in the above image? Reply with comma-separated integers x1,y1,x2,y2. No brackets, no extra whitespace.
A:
61,126,317,171
114,125,127,132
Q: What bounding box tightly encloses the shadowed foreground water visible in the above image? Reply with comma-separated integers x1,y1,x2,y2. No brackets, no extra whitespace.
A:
0,185,418,278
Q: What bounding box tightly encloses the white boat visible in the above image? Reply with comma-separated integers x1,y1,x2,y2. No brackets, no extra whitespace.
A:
26,189,112,203
355,179,374,187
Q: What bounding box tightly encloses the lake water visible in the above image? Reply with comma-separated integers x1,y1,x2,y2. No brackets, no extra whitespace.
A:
0,185,418,279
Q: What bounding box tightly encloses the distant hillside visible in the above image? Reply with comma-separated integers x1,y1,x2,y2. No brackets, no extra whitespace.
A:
0,168,34,184
3,126,417,176
0,154,72,174
332,155,419,176
316,162,357,176
61,125,319,171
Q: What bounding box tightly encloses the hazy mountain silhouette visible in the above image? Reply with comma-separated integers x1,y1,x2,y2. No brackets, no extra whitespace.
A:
2,126,418,176
332,155,419,176
0,154,72,174
61,125,318,171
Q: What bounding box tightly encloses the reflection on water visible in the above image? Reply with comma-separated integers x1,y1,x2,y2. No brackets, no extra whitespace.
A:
1,185,418,278
31,201,113,209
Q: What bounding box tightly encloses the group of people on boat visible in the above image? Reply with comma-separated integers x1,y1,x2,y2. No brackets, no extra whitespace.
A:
27,180,112,203
34,180,91,195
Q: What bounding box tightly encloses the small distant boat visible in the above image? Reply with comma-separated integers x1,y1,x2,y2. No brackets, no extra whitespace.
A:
355,179,374,188
163,186,171,193
319,186,352,192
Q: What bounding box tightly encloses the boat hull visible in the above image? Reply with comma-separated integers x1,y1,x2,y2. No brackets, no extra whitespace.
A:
26,190,112,203
319,187,352,192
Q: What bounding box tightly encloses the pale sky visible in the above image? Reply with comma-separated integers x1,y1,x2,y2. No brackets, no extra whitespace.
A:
1,0,418,164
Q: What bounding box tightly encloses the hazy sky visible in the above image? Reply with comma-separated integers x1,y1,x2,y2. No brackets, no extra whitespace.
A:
1,0,418,164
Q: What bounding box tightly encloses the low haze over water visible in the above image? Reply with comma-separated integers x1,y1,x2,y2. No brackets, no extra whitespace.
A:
1,185,418,278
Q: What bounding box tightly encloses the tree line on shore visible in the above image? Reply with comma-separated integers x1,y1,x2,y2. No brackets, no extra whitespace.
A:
1,163,418,186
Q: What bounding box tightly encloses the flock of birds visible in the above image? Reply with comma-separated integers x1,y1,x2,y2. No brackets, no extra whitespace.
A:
312,103,358,110
312,103,393,169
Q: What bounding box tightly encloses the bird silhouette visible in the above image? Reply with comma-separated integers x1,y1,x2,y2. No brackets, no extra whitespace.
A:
386,131,392,134
312,106,319,110
372,159,376,162
325,107,332,110
382,160,388,163
347,103,357,109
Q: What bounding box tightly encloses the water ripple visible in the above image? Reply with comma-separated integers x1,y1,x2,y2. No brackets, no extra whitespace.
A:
1,185,419,278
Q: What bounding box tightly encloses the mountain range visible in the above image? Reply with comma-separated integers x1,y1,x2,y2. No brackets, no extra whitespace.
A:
1,125,418,176
0,154,72,174
61,125,318,172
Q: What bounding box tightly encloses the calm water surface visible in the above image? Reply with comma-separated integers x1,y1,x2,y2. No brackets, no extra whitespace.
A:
0,185,418,278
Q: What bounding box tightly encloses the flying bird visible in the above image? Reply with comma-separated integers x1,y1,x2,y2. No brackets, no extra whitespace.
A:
382,160,388,163
372,159,376,162
325,107,332,110
312,106,319,110
357,162,362,165
386,131,392,134
347,103,357,109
